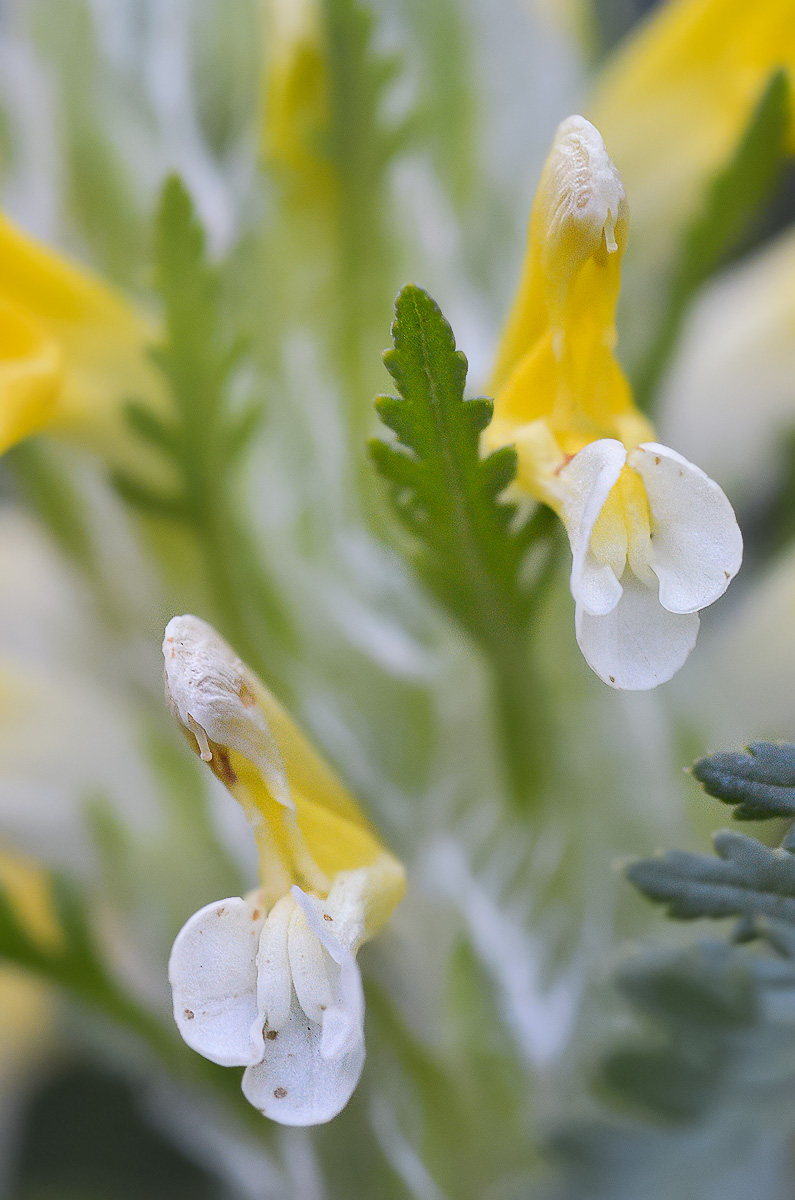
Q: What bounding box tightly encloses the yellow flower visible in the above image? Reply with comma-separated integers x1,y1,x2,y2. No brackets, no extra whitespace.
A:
0,844,62,953
262,0,331,194
588,0,795,357
0,848,59,1091
590,0,795,235
163,615,405,1125
488,116,742,690
0,213,163,461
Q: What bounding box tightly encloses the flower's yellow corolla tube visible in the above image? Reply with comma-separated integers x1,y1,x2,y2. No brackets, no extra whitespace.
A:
163,615,405,1126
488,116,742,689
0,213,162,460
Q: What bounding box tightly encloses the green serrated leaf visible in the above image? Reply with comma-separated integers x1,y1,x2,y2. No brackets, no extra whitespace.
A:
634,68,791,408
626,829,795,925
109,471,189,522
372,284,535,644
222,400,264,463
109,174,294,681
692,741,795,820
372,284,559,805
123,400,181,458
597,943,759,1122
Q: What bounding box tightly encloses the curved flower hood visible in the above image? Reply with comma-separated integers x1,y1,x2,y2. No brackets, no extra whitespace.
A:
163,615,405,1125
487,116,742,689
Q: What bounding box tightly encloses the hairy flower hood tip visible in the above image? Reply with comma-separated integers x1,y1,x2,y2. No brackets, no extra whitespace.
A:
487,116,742,689
163,615,405,1126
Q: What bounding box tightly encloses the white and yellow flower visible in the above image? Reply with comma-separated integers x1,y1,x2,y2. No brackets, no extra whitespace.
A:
163,615,405,1126
487,116,742,689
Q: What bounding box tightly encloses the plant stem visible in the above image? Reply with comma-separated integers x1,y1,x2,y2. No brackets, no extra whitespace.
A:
481,616,548,810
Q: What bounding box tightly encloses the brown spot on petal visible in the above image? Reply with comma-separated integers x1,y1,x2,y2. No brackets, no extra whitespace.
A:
211,747,237,787
323,913,333,921
273,1087,288,1099
609,676,615,683
266,1029,278,1041
184,1009,194,1020
724,571,730,580
654,456,660,465
252,910,261,921
217,906,226,916
239,682,257,708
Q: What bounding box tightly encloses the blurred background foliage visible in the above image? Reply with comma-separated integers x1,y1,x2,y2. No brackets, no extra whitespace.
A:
0,0,794,1197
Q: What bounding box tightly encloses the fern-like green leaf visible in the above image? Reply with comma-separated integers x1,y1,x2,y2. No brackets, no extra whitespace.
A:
627,829,795,926
692,741,795,820
109,471,189,521
371,284,542,646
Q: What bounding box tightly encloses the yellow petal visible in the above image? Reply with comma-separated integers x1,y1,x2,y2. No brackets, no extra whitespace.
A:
262,0,331,191
487,116,653,494
0,212,164,460
0,845,63,954
590,0,795,261
490,114,628,397
163,616,405,917
0,298,62,453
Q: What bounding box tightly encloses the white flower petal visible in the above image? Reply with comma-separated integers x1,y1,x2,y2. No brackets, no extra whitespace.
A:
256,894,295,1034
559,439,628,615
292,886,366,1061
169,897,265,1067
575,572,700,689
287,904,336,1024
241,989,365,1126
629,443,743,614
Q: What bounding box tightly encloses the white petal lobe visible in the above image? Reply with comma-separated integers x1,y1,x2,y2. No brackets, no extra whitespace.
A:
169,897,265,1067
241,989,365,1126
629,443,743,613
293,886,366,1060
559,439,627,615
287,904,336,1024
575,573,700,689
256,894,294,1034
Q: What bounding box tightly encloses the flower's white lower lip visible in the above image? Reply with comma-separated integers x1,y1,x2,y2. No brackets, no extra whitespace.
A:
556,439,742,689
169,882,367,1125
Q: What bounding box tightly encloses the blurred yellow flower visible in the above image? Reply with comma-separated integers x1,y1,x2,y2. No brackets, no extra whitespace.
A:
262,0,331,193
0,848,59,1091
0,845,62,952
588,0,795,361
488,116,742,689
0,213,162,462
590,0,795,239
163,615,405,1125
